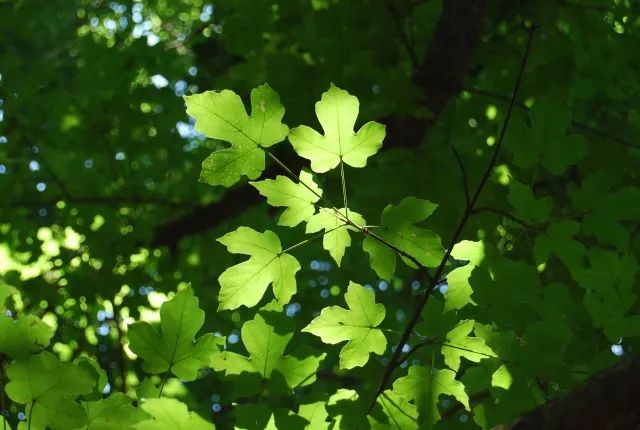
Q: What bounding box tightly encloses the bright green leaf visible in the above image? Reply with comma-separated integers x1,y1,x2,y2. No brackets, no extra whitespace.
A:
128,287,223,380
289,84,385,173
84,393,147,430
298,402,330,430
5,351,95,430
212,303,325,393
392,365,469,429
444,240,486,311
134,398,213,430
217,227,301,310
443,320,497,372
363,197,444,279
185,84,288,187
306,207,366,266
372,390,418,429
0,314,54,358
303,282,386,369
251,171,323,227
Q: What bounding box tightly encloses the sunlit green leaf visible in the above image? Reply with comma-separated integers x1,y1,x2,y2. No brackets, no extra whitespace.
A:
212,302,325,393
289,84,385,172
306,207,366,266
0,314,54,358
185,84,288,186
128,286,223,380
250,171,323,227
303,282,386,369
84,393,147,430
217,227,301,310
134,398,213,430
5,351,95,430
392,365,469,429
364,197,444,279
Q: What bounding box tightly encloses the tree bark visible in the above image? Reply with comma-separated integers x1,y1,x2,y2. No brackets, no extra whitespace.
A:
497,355,640,430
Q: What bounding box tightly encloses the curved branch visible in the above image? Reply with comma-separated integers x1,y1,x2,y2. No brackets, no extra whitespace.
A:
368,24,537,411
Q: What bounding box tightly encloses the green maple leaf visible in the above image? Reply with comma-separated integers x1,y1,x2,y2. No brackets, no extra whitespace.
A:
444,240,486,312
326,389,369,429
298,402,329,430
306,208,366,266
507,99,587,175
185,83,288,187
442,320,496,372
217,227,301,310
212,303,326,393
128,287,223,380
507,180,552,224
5,351,95,430
0,314,54,358
303,282,386,369
534,221,585,268
392,365,469,429
373,390,418,429
234,405,310,430
572,248,638,340
250,171,323,227
0,281,15,306
134,398,213,430
289,84,385,173
363,197,444,280
84,393,147,430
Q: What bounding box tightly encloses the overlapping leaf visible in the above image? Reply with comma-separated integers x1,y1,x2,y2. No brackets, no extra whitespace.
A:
442,320,496,371
289,84,385,173
392,365,469,429
250,171,323,227
443,240,486,311
134,398,213,430
363,197,444,279
217,227,301,310
128,287,223,380
506,99,587,175
83,393,147,430
185,84,288,186
508,180,552,224
303,282,386,369
212,302,325,394
5,351,95,430
0,313,54,358
306,208,366,266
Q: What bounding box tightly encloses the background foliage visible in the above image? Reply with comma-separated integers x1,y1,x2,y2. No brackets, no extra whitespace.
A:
1,0,639,429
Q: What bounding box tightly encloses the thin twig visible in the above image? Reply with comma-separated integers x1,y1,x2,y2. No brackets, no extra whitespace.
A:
450,146,470,207
368,24,537,412
280,224,344,254
158,372,169,397
462,86,640,150
340,160,349,219
381,0,420,68
473,206,533,229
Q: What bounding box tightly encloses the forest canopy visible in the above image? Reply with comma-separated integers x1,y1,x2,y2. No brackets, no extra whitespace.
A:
1,0,639,429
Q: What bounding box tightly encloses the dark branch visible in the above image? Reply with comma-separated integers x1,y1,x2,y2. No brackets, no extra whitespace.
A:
368,24,537,412
451,146,470,207
496,355,640,429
